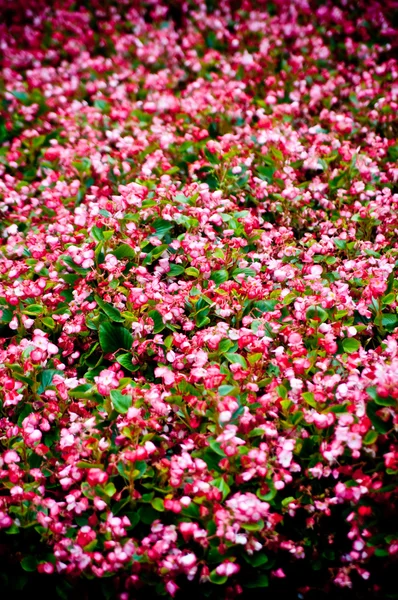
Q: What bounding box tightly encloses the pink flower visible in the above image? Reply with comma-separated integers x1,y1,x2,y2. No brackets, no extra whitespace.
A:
3,450,20,464
87,468,108,486
154,366,175,386
216,562,240,577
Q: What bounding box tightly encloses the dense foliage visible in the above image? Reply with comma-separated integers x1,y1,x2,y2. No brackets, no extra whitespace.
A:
0,0,397,598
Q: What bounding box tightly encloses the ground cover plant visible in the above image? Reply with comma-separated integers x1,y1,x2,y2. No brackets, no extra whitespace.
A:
0,0,397,598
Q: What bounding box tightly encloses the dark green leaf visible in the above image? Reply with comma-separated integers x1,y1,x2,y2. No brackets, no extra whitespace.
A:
209,441,226,457
243,553,269,567
38,369,63,394
152,218,173,238
21,556,38,572
116,353,139,372
168,264,185,276
95,295,124,322
381,313,398,332
148,309,165,333
210,269,229,284
0,307,14,323
245,574,269,588
99,322,133,354
253,299,278,313
366,401,391,434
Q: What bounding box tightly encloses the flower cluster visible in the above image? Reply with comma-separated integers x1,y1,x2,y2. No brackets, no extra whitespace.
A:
0,0,397,598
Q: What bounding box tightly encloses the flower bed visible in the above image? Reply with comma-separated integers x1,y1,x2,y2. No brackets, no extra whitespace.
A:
0,1,397,598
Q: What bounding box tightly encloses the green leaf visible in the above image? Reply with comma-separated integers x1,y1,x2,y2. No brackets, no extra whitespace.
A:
253,299,278,314
204,147,220,165
151,498,165,512
257,165,276,182
218,339,234,353
334,239,347,250
232,267,257,279
245,574,269,588
366,386,378,401
148,309,165,333
248,427,266,438
210,269,229,284
302,392,317,408
0,307,14,323
282,496,295,507
112,243,136,259
195,307,210,328
366,401,391,434
116,353,139,372
306,305,328,323
95,295,124,322
91,226,104,241
37,369,63,394
143,244,168,264
99,322,133,354
375,396,395,407
5,524,20,534
165,166,180,175
218,385,237,396
241,520,265,531
382,293,396,305
110,389,132,414
248,352,263,365
209,571,228,585
104,482,117,497
374,548,390,557
211,477,231,500
21,556,38,572
94,99,110,111
11,90,29,102
41,316,55,329
364,249,380,258
335,309,348,319
381,313,398,332
363,430,378,445
243,553,269,567
102,230,114,241
59,255,89,275
277,385,288,399
186,267,199,277
325,403,350,414
387,145,398,162
283,292,296,305
342,338,360,353
152,218,173,238
22,304,44,316
367,385,395,407
168,264,185,276
209,441,226,457
224,353,248,369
